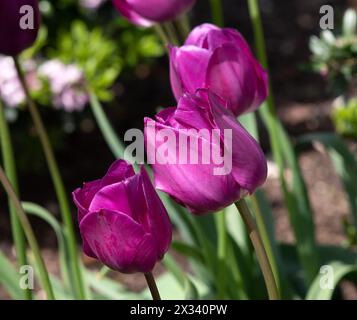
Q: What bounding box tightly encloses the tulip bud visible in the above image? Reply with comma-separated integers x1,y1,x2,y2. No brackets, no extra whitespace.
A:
73,160,172,273
0,0,40,56
112,0,196,27
170,23,268,116
144,89,267,215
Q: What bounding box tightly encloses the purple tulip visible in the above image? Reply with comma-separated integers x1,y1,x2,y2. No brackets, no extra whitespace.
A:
0,0,40,56
144,89,267,215
112,0,196,27
170,23,268,116
72,160,172,273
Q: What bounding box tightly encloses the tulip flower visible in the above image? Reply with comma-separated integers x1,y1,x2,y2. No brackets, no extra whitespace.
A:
144,89,267,214
72,160,172,273
113,0,196,27
0,0,40,56
170,23,268,116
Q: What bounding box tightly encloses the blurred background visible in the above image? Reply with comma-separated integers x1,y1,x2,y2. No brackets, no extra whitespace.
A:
1,0,357,299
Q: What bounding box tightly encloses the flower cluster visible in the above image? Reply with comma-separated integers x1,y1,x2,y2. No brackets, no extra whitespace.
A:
0,0,270,275
72,1,269,274
0,57,89,112
39,60,88,112
0,56,40,107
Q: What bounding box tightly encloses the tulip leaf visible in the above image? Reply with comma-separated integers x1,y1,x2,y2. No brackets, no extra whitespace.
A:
171,241,204,262
141,272,209,300
260,107,319,286
163,254,200,299
21,202,72,293
280,244,357,298
239,112,258,140
0,250,24,300
306,262,357,300
83,269,144,300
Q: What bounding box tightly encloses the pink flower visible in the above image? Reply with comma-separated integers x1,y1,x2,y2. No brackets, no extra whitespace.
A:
73,160,172,273
113,0,196,27
170,23,268,116
144,90,267,215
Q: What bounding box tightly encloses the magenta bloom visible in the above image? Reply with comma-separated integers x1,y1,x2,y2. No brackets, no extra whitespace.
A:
112,0,196,27
144,90,267,215
73,160,172,273
170,23,268,116
0,0,40,56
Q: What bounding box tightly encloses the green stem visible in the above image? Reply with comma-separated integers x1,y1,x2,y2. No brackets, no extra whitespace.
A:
0,100,31,299
247,0,319,285
176,14,191,40
235,199,279,300
250,195,281,295
215,212,227,299
144,272,161,300
153,24,170,47
163,22,179,45
0,165,55,299
12,56,85,299
210,0,224,27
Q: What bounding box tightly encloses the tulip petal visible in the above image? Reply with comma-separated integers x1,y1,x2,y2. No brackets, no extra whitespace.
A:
127,0,195,22
72,180,101,222
145,119,241,214
80,209,157,273
206,44,258,115
140,167,172,254
112,0,153,27
207,91,268,193
100,159,136,187
89,181,133,217
185,23,220,47
0,0,40,56
169,46,184,101
171,46,211,99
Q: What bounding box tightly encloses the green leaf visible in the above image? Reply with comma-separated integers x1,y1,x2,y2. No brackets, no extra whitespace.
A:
141,272,209,300
83,269,144,300
275,120,320,285
21,202,73,295
162,254,200,299
239,112,258,140
0,250,23,300
306,262,357,300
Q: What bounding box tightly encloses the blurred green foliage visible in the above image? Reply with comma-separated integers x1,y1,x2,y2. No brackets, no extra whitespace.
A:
333,98,357,139
310,9,357,94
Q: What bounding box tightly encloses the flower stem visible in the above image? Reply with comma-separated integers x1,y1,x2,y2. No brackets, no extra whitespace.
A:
0,99,31,299
0,165,55,299
163,22,179,45
250,195,281,295
12,56,85,300
153,24,170,47
176,14,191,40
235,199,279,300
144,272,161,300
215,212,227,299
210,0,224,27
